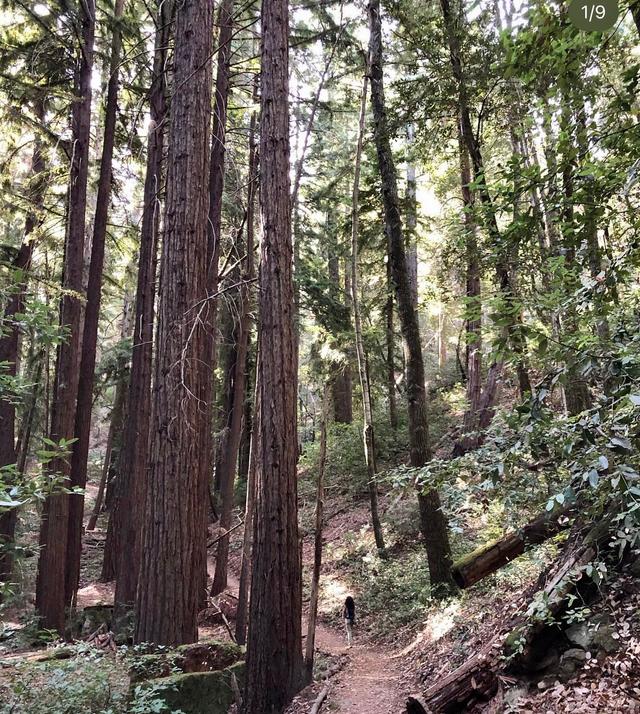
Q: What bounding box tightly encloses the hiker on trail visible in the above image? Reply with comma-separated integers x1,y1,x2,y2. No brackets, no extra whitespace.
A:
343,595,355,647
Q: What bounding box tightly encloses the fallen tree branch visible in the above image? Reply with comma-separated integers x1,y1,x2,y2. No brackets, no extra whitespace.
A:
207,518,244,548
309,684,330,714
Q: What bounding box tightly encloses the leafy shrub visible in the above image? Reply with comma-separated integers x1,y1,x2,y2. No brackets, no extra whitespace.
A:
0,645,128,714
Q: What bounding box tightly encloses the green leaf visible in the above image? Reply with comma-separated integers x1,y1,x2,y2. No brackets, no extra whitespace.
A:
588,470,600,488
598,455,609,470
610,436,632,451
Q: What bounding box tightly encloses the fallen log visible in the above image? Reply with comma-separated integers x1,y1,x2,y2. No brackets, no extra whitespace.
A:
406,695,429,713
422,512,614,712
451,505,575,588
421,638,502,713
504,511,614,670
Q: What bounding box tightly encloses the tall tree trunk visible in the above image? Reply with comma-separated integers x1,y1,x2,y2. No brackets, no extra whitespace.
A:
212,104,256,596
304,384,329,679
350,66,386,556
110,0,171,615
439,0,531,399
0,108,46,594
244,0,304,706
35,1,95,633
368,0,454,589
134,0,214,646
66,0,126,608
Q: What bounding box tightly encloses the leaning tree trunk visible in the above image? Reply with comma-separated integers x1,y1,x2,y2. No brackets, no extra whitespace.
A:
368,0,454,588
66,0,126,608
350,65,386,556
35,1,95,633
134,0,214,646
0,108,46,594
110,0,171,616
244,0,304,706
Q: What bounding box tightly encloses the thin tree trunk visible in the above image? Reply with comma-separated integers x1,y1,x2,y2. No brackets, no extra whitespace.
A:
87,294,134,534
66,0,126,608
110,0,171,615
304,384,329,678
0,114,46,593
368,0,454,588
134,0,214,646
455,130,482,454
211,94,256,596
15,348,45,478
244,0,304,705
350,65,386,556
385,259,398,430
405,124,418,307
86,373,126,532
35,0,95,633
235,358,259,647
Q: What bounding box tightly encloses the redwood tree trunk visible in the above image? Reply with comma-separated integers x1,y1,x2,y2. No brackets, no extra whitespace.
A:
0,112,46,593
66,0,126,608
244,0,304,706
35,1,95,633
134,0,214,646
110,0,171,614
368,0,454,589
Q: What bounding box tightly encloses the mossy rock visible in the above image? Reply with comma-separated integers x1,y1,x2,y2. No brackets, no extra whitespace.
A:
177,640,244,673
129,652,181,683
133,662,245,714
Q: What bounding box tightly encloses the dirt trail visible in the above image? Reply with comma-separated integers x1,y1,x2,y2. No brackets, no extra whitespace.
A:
312,621,405,713
207,557,405,713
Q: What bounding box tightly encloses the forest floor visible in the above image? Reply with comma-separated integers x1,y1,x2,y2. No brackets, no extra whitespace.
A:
3,476,640,713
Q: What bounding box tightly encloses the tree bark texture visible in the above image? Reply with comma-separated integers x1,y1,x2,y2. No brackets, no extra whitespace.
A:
244,0,304,706
134,0,214,646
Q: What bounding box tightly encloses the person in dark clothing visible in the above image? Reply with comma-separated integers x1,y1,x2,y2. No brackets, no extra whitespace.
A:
343,595,355,647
